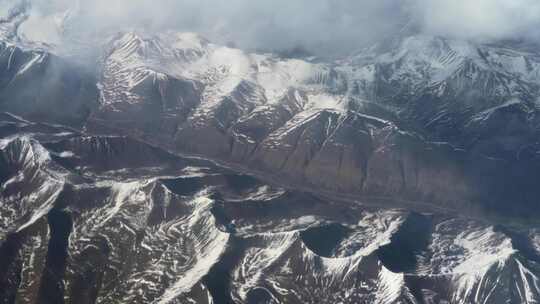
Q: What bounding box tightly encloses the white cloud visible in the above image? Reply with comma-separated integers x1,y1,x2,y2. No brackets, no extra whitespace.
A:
7,0,540,56
17,11,65,44
10,0,405,56
413,0,540,40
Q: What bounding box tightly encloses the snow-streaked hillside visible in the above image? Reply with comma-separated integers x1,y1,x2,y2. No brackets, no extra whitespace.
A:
1,5,540,303
0,119,539,303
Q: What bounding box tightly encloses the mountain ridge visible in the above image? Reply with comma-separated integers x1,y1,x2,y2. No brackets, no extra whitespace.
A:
0,15,539,303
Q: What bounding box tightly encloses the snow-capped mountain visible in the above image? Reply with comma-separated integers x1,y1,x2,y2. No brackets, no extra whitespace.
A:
83,30,540,217
0,5,539,304
1,119,539,303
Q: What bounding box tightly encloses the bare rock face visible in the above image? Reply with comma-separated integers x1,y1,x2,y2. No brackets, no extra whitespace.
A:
87,32,204,138
227,89,306,162
249,110,373,190
175,80,267,157
94,74,202,137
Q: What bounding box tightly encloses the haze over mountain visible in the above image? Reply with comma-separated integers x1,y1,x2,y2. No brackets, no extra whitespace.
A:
0,1,539,303
5,0,540,56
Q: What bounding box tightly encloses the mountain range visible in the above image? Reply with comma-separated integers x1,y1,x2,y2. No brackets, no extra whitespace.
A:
0,5,539,304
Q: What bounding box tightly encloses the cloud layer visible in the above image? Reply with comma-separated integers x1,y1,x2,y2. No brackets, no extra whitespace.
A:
45,0,405,56
414,0,540,40
3,0,540,56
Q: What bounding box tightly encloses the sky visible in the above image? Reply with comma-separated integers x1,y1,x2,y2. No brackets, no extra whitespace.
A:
413,0,540,40
2,0,540,56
